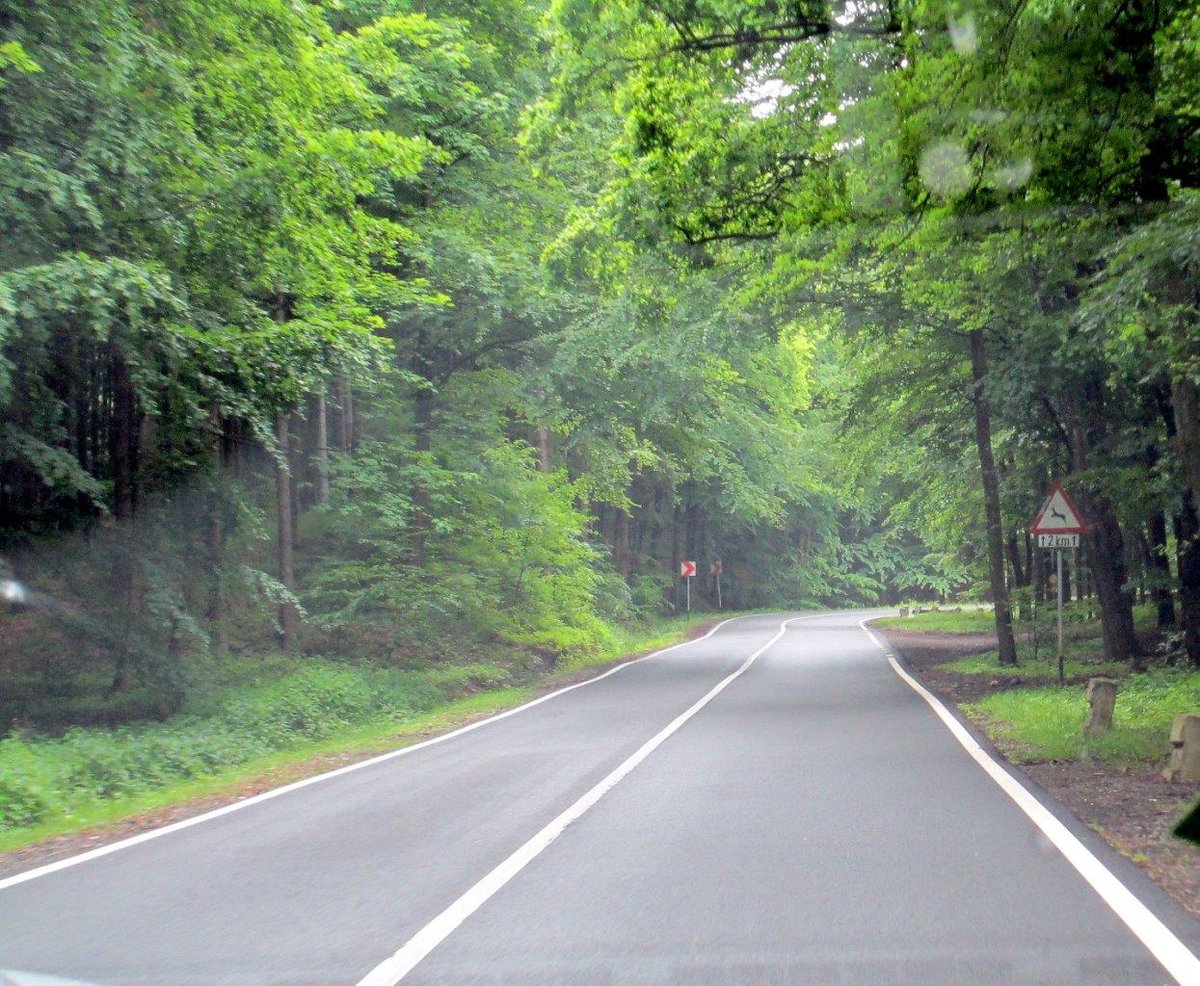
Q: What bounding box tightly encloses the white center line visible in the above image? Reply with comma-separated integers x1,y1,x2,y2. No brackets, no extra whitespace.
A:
0,615,753,893
354,613,811,986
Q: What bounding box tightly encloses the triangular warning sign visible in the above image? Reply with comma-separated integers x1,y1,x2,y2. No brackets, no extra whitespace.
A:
1031,483,1086,534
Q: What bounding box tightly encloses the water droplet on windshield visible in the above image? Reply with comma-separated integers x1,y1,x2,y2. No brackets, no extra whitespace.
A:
991,157,1034,192
948,13,978,56
919,141,972,197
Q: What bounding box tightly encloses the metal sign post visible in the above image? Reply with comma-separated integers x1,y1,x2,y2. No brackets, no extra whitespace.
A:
1056,548,1064,683
710,559,723,610
1031,483,1087,685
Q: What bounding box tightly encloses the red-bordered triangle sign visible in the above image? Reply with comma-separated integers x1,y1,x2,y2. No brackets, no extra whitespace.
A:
1031,482,1086,534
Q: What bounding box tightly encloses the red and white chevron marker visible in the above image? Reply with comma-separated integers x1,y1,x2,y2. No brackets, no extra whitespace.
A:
679,560,696,578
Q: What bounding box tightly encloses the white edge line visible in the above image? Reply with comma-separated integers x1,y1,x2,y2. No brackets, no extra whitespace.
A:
354,613,812,986
0,615,754,893
861,618,1200,986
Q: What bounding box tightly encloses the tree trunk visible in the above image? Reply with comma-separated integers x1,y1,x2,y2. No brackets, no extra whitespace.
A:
1172,378,1200,529
1031,538,1048,604
1075,544,1088,602
1147,512,1176,629
314,390,330,504
1006,531,1026,586
1006,530,1028,618
1076,490,1140,665
968,330,1019,666
205,408,228,650
334,376,350,452
410,367,434,567
109,351,139,522
615,507,632,579
536,426,552,472
88,353,102,482
106,350,142,692
206,495,228,651
289,426,302,540
1176,495,1200,667
670,500,682,609
1023,533,1034,600
276,414,298,650
684,497,701,599
1060,385,1140,663
333,373,355,453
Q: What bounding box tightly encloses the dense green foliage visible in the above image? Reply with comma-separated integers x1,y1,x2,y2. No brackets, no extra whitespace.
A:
2,0,924,742
2,0,1199,758
541,0,1200,668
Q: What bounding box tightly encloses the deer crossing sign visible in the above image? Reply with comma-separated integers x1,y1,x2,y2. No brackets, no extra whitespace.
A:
1031,482,1087,683
1031,482,1086,547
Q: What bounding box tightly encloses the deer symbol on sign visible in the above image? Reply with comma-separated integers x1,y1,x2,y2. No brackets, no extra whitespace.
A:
1050,506,1067,522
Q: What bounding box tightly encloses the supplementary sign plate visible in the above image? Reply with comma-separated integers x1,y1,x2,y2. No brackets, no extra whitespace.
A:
1038,533,1080,549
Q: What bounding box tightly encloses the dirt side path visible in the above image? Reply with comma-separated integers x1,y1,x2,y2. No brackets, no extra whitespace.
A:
882,628,1200,920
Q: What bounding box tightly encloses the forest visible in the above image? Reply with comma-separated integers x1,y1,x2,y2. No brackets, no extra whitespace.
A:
1,0,1198,824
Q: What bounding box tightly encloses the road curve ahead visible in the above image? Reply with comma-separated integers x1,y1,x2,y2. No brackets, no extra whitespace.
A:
2,611,1199,985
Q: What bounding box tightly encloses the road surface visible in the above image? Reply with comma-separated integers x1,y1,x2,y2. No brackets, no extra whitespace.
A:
2,611,1199,985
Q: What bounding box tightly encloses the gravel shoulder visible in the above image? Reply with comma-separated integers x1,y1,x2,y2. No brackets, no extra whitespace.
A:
882,626,1200,920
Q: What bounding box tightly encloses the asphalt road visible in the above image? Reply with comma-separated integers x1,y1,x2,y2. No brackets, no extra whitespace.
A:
2,611,1200,985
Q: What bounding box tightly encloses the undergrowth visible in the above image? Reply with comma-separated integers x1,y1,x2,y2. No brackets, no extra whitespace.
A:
0,659,513,830
0,613,720,837
963,670,1200,765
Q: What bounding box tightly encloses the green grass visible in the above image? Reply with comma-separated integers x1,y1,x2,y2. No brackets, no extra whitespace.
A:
871,607,996,633
963,670,1200,765
875,601,1159,638
0,611,725,851
881,601,1198,767
0,686,532,853
942,651,1125,680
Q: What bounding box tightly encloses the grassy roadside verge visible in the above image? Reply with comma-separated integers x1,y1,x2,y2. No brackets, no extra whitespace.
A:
871,607,995,634
875,605,1198,767
963,669,1200,765
871,608,1200,917
0,612,727,856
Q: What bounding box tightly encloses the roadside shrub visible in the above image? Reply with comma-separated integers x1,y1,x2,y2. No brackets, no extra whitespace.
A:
629,572,672,617
0,779,48,828
306,431,610,663
0,658,527,833
221,665,378,745
0,735,50,827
